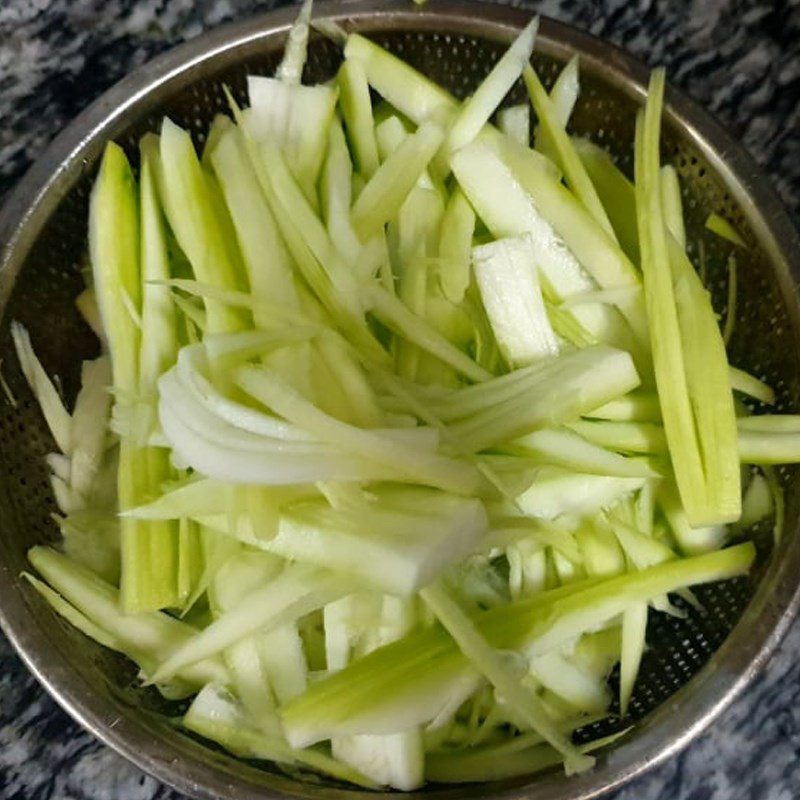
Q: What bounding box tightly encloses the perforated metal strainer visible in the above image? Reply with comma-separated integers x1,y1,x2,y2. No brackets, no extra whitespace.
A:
1,2,800,798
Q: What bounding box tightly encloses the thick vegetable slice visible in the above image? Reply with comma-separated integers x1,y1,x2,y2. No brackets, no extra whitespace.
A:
444,18,538,157
245,77,338,203
274,488,488,595
472,234,559,367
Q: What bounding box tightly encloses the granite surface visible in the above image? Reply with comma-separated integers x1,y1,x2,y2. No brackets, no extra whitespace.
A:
1,0,799,798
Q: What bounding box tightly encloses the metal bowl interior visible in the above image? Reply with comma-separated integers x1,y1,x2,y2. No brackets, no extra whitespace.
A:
1,2,800,799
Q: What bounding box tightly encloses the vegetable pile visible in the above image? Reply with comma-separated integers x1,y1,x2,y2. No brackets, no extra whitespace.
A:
12,2,798,789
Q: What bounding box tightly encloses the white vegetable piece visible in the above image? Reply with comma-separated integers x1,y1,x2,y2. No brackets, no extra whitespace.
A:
472,234,559,367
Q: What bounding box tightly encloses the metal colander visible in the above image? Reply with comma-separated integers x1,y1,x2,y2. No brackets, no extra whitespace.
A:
1,2,800,798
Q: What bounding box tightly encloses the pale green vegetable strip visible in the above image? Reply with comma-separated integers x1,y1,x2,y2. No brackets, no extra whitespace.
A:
660,164,685,249
326,594,424,790
445,345,640,453
245,78,338,204
88,142,154,612
89,142,141,396
321,119,363,264
619,602,647,715
729,366,775,404
438,188,476,304
223,90,384,362
669,235,740,521
569,420,668,454
343,34,458,125
723,255,737,346
509,428,656,478
29,546,228,687
275,488,487,596
497,105,530,146
150,564,347,683
134,135,181,609
183,684,378,788
24,572,123,652
338,58,381,177
535,55,580,161
763,466,785,545
706,212,747,248
282,544,754,745
573,137,639,263
472,234,559,367
177,518,204,607
738,472,773,530
451,142,637,351
210,128,299,318
529,650,610,714
352,122,446,242
395,257,427,380
10,322,72,454
444,18,538,156
498,141,646,342
657,482,727,555
635,73,708,524
549,55,580,128
275,0,312,84
587,393,662,423
420,581,593,774
523,64,616,241
75,287,106,343
738,431,800,464
368,285,491,383
234,364,484,495
315,331,383,427
517,468,646,521
159,119,247,333
738,415,800,433
312,18,348,46
139,136,179,385
426,732,622,783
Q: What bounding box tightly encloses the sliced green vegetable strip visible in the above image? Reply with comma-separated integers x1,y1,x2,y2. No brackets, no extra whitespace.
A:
275,0,313,84
444,18,538,157
159,119,247,333
573,137,639,263
420,581,594,774
352,122,445,242
130,135,180,609
659,164,685,249
88,142,154,612
635,72,712,525
210,126,299,318
523,64,616,241
706,212,747,248
338,57,381,177
344,34,458,125
669,236,741,521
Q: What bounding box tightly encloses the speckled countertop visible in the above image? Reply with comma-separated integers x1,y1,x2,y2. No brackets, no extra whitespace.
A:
1,0,799,798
